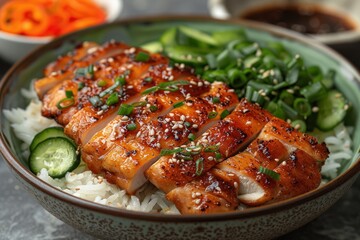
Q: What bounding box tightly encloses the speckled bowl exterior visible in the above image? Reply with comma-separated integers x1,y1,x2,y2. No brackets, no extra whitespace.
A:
1,17,360,240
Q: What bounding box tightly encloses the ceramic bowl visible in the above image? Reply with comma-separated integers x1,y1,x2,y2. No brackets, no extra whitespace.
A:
0,17,360,240
208,0,360,68
0,0,123,63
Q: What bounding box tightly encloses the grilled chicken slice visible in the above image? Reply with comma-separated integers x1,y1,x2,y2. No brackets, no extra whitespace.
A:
272,149,322,202
100,82,239,194
147,99,272,193
40,44,157,126
260,118,329,163
43,41,99,77
81,74,210,173
35,41,131,99
167,117,328,213
166,168,240,214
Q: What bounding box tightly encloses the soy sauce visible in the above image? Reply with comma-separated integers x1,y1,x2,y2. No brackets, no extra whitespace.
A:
241,4,356,34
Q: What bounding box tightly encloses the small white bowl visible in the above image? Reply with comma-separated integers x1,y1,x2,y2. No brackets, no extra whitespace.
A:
208,0,360,67
0,0,123,63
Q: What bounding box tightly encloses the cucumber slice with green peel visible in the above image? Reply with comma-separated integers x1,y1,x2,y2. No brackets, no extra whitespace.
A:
29,137,80,178
29,126,75,152
178,26,219,46
140,41,163,53
316,90,347,131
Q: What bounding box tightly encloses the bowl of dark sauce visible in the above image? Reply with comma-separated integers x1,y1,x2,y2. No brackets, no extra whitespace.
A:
208,0,360,67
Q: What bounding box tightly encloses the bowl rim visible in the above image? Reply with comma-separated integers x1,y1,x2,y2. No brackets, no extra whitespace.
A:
1,15,360,222
0,0,123,43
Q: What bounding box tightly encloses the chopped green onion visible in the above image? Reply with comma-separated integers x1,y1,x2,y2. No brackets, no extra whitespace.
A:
204,145,219,152
89,96,102,107
259,166,280,181
144,77,153,82
106,92,119,106
142,80,189,95
195,158,204,176
215,151,222,161
184,121,191,127
278,100,298,119
220,109,230,119
293,98,311,117
188,133,196,141
291,119,307,132
56,98,75,110
173,101,184,108
177,152,193,161
116,75,127,86
132,101,147,107
65,90,74,98
150,105,158,112
97,80,107,87
300,81,327,103
160,148,183,156
126,123,137,131
118,104,134,116
75,64,94,78
135,52,150,62
279,90,295,106
208,111,218,119
212,97,220,104
285,67,299,85
78,82,85,90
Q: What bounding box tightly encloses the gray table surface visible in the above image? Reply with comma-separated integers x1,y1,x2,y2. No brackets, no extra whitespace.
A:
0,0,359,239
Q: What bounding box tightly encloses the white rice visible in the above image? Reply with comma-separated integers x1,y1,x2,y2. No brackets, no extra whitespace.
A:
3,86,354,213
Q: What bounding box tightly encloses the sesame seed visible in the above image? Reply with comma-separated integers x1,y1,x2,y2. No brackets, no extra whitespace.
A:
194,199,201,205
149,129,155,136
164,91,170,94
198,82,203,87
136,131,141,138
190,80,197,85
274,158,280,162
344,104,349,110
168,75,174,81
282,161,287,166
228,173,235,177
165,128,169,133
192,124,198,128
227,89,235,93
179,63,185,69
169,113,174,117
234,182,238,188
172,125,178,130
208,156,214,161
180,115,186,121
165,118,170,122
195,192,202,197
127,85,134,89
121,116,129,121
246,121,251,125
186,102,193,106
108,58,114,63
195,110,201,114
312,106,319,112
215,187,221,191
192,192,196,198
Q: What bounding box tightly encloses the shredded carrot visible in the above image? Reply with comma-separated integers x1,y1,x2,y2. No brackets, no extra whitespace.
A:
0,0,106,37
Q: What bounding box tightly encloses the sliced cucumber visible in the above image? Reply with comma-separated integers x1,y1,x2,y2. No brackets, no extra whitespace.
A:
140,41,163,53
29,126,75,152
178,26,219,47
29,137,80,178
316,90,347,131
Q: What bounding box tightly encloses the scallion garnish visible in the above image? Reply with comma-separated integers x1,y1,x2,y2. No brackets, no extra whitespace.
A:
132,101,147,107
89,96,102,107
215,151,222,161
173,101,184,108
208,111,217,119
97,80,107,87
142,80,189,95
258,166,280,181
75,64,94,78
117,103,134,116
56,98,75,110
188,133,196,141
126,123,137,131
135,52,150,62
160,148,183,156
106,92,119,106
78,82,85,90
184,121,191,127
195,158,204,176
65,90,74,98
98,74,127,98
293,98,311,117
220,109,230,119
150,105,158,112
144,77,153,82
204,145,219,152
212,97,220,104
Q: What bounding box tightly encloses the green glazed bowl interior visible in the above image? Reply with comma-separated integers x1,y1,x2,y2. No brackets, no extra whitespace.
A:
0,16,360,234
